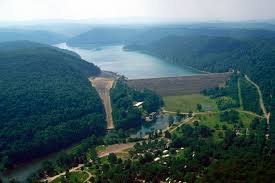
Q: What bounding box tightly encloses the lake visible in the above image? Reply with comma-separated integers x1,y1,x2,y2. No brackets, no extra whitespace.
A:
130,115,179,138
55,43,200,79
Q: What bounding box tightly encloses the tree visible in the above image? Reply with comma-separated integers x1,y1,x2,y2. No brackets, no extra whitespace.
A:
197,104,203,112
164,131,171,139
188,112,193,117
108,153,117,164
168,115,174,127
8,179,19,183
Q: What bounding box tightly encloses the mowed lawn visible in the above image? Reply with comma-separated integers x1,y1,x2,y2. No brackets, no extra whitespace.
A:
163,94,218,112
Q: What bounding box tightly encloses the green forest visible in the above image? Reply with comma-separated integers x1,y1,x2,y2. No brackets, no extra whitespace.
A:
0,41,105,171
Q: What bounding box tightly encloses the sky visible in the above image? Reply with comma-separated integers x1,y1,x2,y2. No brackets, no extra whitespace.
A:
1,0,275,23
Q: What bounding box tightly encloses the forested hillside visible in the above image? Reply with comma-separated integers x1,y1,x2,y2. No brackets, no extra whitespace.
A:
0,41,105,171
67,26,275,46
128,27,275,45
0,29,68,44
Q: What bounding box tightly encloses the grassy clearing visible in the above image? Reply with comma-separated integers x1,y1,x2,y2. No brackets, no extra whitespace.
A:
52,171,89,183
115,148,131,160
164,94,218,112
194,112,255,142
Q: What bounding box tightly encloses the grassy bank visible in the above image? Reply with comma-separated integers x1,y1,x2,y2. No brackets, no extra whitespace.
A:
163,94,218,112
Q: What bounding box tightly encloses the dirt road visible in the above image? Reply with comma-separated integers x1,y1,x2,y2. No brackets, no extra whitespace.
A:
244,75,270,124
90,77,115,129
162,109,264,119
168,117,194,133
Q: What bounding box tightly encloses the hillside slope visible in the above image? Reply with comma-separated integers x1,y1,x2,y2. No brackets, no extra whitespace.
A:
0,29,68,44
0,41,105,170
67,28,140,46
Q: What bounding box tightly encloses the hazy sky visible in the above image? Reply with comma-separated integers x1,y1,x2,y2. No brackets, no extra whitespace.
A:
1,0,275,22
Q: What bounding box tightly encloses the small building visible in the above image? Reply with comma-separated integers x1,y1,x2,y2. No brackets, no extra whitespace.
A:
162,154,170,158
133,101,143,108
154,157,160,162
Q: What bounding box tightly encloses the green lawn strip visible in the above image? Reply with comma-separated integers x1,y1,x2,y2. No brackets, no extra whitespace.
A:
163,94,218,112
52,171,89,183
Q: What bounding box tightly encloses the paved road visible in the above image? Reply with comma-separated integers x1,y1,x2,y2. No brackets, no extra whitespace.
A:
90,77,115,129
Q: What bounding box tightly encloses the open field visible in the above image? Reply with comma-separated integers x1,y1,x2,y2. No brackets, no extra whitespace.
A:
164,94,218,112
90,77,115,129
127,73,231,96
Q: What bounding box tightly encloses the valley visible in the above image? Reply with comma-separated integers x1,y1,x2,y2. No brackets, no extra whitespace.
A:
1,22,275,183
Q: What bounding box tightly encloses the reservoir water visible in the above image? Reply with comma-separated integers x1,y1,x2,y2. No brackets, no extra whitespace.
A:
56,43,200,79
2,43,199,182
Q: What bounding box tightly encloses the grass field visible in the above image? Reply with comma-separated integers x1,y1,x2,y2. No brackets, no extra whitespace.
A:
164,94,218,112
52,171,89,183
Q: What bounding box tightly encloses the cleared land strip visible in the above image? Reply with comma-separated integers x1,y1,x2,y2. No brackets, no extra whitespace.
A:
127,72,232,96
90,77,115,129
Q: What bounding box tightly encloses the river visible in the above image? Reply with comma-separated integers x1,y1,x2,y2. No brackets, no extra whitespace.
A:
2,43,199,182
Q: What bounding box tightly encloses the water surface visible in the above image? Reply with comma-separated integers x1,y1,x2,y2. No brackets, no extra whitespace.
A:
56,43,200,79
